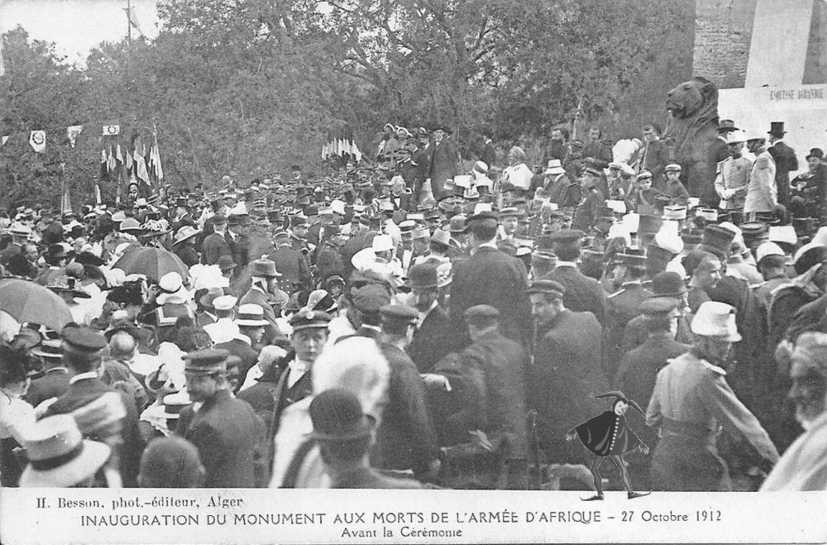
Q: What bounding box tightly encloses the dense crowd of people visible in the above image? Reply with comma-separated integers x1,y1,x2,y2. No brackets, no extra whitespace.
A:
0,118,826,493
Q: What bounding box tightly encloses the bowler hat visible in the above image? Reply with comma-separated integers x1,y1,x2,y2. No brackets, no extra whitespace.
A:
407,263,439,289
308,389,375,441
649,271,687,298
806,148,824,161
352,284,391,313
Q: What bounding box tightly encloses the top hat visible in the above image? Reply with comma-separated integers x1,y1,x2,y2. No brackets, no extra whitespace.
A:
308,389,376,441
768,121,786,137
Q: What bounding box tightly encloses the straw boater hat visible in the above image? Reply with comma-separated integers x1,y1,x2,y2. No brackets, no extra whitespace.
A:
156,272,190,305
235,304,269,327
19,415,111,487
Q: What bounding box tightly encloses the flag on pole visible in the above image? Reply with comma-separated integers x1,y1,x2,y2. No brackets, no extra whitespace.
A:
29,130,46,153
149,128,164,184
124,5,146,37
0,136,8,147
66,125,83,148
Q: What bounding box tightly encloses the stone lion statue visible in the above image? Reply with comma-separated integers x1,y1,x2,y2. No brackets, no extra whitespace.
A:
663,77,720,205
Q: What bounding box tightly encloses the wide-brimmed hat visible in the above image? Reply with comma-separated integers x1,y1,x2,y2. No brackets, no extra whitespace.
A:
119,218,143,233
308,388,376,441
172,225,201,246
691,301,741,342
48,276,91,299
19,415,111,487
725,130,747,144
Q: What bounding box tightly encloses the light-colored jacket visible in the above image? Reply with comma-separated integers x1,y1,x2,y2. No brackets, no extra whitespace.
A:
714,155,753,210
761,411,827,491
744,150,777,214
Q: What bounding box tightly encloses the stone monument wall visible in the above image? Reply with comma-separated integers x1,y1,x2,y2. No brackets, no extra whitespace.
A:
693,0,757,88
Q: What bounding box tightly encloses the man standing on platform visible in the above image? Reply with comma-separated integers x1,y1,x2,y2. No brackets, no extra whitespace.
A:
768,122,798,208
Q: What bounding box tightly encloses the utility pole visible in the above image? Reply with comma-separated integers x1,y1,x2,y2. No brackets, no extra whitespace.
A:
127,0,132,47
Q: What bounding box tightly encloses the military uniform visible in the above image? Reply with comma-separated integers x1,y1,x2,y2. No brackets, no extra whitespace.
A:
646,351,779,491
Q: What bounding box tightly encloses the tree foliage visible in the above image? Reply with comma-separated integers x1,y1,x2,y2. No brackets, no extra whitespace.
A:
0,0,692,207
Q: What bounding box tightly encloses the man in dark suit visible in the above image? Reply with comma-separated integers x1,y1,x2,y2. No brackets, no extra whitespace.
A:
605,252,652,377
621,271,693,354
176,349,262,488
406,263,457,373
25,340,70,408
614,297,691,489
423,305,528,488
373,305,439,482
240,259,288,340
226,213,251,272
449,211,532,347
542,229,608,326
44,327,144,487
526,280,608,465
269,230,311,292
308,389,425,489
767,121,798,207
269,310,332,441
215,303,267,385
428,127,459,201
201,214,232,265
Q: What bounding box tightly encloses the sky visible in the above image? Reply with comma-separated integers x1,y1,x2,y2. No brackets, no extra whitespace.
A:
0,0,160,66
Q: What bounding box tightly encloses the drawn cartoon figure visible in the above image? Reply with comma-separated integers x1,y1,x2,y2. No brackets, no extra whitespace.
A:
565,391,651,500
